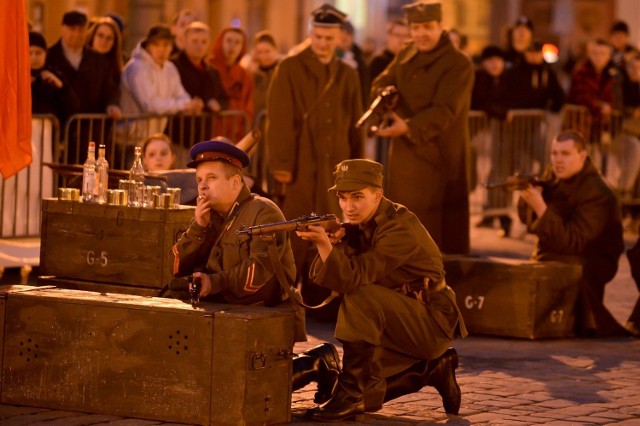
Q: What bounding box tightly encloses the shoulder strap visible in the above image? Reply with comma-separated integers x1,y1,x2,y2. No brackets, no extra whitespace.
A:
261,234,338,310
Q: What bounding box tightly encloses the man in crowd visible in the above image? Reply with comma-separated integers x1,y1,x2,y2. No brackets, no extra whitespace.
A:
368,19,410,94
518,130,626,336
170,9,197,54
46,10,121,163
372,1,474,254
171,21,227,146
171,138,341,402
266,3,363,284
297,159,466,422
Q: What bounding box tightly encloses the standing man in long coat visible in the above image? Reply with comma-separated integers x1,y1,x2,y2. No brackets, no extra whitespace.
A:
372,1,473,254
266,3,363,278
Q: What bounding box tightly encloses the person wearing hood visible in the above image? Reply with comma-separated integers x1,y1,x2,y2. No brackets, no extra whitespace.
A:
518,130,627,337
208,27,254,142
371,1,474,255
120,25,203,137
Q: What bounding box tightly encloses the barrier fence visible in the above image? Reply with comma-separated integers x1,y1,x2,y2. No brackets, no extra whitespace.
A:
1,106,637,242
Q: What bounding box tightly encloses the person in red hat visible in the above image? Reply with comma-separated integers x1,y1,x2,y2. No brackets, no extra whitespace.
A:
170,137,342,403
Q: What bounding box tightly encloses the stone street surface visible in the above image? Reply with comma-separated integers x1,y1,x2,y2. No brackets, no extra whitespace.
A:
1,223,639,425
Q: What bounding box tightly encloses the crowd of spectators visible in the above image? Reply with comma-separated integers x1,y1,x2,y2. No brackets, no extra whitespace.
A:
27,9,640,207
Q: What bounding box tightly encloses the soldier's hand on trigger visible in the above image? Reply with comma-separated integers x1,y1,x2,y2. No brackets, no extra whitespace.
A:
296,225,333,262
195,194,211,228
191,271,212,298
376,112,409,138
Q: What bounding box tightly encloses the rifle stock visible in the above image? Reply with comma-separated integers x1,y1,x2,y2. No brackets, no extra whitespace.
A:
485,174,554,191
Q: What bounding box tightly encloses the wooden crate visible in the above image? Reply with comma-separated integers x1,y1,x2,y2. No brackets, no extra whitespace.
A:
444,256,582,339
0,286,294,425
39,199,194,291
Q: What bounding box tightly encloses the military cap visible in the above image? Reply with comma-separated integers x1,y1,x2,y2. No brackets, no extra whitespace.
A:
311,3,347,28
402,2,442,23
141,25,174,48
62,11,88,27
329,159,384,192
187,137,250,169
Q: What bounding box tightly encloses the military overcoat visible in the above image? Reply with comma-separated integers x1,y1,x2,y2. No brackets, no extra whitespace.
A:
371,34,473,254
266,46,363,220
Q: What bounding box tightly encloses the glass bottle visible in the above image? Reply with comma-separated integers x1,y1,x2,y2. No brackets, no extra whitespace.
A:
95,144,109,204
128,146,145,207
82,142,96,203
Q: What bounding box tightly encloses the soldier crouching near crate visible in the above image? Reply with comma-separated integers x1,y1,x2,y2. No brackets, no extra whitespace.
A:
168,137,342,403
517,130,629,337
295,159,467,422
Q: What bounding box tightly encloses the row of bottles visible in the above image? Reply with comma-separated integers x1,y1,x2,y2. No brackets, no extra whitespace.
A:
81,142,144,207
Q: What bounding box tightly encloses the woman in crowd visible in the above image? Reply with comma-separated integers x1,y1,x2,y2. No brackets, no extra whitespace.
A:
85,16,124,85
209,27,254,141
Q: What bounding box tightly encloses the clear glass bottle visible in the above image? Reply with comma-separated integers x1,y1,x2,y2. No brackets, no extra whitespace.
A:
95,144,109,204
82,142,96,203
128,146,145,207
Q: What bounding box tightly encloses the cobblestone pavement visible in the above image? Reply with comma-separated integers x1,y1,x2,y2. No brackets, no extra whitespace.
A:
1,225,639,425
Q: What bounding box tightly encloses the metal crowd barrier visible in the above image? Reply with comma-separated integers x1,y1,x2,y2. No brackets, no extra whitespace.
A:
62,110,250,170
0,114,59,238
469,109,549,218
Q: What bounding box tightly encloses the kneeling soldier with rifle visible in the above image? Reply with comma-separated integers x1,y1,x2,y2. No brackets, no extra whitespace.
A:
170,137,341,404
296,159,467,421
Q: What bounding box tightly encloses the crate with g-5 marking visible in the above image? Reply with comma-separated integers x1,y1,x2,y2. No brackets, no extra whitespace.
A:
39,199,194,294
444,256,582,339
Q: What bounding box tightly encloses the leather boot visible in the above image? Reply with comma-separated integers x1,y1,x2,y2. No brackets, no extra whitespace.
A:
306,341,375,422
292,343,340,404
365,348,461,414
425,348,461,414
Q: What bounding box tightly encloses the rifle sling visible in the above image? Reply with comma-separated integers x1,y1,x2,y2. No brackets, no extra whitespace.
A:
261,233,339,310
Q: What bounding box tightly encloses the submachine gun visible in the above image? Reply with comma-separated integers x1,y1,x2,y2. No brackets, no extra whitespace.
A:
237,213,341,236
356,85,398,135
484,173,555,192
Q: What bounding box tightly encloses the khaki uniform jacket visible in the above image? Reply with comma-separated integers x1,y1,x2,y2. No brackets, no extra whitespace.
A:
172,185,295,306
310,197,467,339
266,46,363,219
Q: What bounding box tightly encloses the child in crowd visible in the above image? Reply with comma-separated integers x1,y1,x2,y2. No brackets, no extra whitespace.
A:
141,133,177,172
29,31,78,122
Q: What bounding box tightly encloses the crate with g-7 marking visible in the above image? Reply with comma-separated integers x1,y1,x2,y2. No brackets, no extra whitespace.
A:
444,256,582,339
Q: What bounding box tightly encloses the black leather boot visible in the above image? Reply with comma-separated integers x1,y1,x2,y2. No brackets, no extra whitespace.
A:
292,343,341,404
365,348,461,414
425,348,461,414
306,341,375,422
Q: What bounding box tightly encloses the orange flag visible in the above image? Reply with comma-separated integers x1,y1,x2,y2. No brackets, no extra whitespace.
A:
0,0,32,179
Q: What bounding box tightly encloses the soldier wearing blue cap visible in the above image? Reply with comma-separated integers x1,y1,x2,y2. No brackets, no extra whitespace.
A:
371,0,473,255
171,137,342,403
297,159,466,421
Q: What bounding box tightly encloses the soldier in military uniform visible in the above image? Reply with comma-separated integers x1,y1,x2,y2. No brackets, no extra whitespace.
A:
371,1,474,255
170,138,341,403
296,159,467,422
266,3,363,283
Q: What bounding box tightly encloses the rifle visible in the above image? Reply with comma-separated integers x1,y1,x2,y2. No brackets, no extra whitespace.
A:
237,213,341,236
484,173,555,191
356,85,398,135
